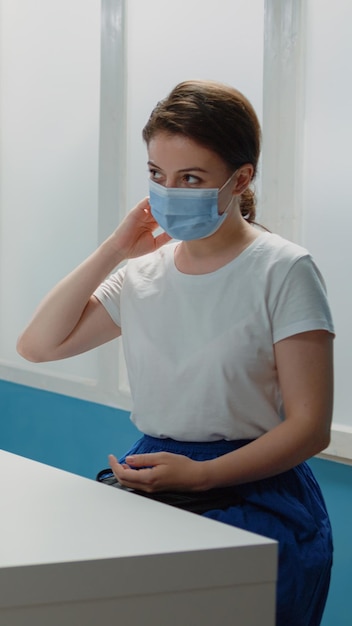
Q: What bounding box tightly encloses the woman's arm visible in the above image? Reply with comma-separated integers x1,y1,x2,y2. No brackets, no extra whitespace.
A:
17,198,171,362
201,329,333,488
110,329,333,491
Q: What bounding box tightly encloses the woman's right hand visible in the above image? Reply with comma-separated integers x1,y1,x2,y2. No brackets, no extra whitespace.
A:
110,197,172,260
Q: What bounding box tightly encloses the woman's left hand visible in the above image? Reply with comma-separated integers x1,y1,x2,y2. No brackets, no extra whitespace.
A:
108,452,208,493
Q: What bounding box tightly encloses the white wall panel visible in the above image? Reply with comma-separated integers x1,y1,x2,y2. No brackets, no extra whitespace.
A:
0,0,116,403
124,0,264,211
302,0,352,435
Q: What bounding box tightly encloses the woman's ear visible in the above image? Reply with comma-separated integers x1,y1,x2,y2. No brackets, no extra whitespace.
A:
232,164,254,195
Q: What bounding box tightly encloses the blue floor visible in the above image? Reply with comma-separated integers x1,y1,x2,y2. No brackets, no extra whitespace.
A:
1,379,351,624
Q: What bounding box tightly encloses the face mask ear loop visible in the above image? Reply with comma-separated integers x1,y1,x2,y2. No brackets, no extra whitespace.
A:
219,169,238,194
218,170,238,216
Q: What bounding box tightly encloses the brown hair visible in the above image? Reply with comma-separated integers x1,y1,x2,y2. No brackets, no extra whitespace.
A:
142,80,261,223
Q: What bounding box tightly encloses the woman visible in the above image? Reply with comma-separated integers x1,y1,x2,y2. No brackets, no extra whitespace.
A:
17,80,334,625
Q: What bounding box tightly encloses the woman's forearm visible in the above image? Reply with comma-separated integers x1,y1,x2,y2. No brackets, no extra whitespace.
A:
17,235,124,362
17,197,171,362
201,417,330,490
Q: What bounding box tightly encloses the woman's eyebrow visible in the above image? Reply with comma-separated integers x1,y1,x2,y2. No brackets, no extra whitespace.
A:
147,160,208,173
177,167,208,173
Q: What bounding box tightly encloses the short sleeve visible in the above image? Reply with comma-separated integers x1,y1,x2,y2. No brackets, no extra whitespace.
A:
270,255,335,344
93,266,126,328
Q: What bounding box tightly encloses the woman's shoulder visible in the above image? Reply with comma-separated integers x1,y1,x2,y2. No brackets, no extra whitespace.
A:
247,231,316,287
256,231,310,262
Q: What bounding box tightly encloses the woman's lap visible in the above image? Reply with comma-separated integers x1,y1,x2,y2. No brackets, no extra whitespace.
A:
118,435,333,626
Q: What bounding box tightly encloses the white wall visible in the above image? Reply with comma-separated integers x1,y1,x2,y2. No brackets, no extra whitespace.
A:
124,0,264,209
0,0,103,392
302,0,352,436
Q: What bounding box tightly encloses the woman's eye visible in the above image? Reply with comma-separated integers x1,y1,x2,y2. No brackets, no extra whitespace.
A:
183,174,200,185
149,169,163,181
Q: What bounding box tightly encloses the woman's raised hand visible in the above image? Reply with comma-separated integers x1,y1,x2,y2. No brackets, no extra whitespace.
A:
110,197,172,260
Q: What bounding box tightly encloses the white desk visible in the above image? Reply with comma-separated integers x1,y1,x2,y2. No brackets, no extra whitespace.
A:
0,450,277,626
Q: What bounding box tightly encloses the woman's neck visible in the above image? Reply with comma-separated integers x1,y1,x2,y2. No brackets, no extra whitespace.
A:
174,212,260,275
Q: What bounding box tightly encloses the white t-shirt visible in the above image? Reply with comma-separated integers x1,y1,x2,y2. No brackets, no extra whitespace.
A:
94,233,334,441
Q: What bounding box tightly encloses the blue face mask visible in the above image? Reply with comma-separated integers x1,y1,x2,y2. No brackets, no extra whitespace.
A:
149,173,236,241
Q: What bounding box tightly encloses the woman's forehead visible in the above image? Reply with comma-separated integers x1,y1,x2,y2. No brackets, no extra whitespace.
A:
147,133,227,172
